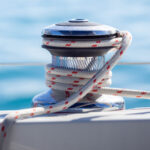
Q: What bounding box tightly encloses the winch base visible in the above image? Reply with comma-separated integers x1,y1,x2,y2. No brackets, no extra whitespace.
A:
32,89,125,110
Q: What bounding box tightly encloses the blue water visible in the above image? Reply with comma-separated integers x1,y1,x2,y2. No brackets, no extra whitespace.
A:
0,0,150,110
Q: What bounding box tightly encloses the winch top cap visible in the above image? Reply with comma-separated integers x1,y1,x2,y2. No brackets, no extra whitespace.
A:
42,19,118,37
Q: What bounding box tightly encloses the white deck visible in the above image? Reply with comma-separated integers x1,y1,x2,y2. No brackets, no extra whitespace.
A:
1,108,150,150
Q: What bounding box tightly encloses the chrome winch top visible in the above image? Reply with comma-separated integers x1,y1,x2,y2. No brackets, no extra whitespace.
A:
42,18,118,37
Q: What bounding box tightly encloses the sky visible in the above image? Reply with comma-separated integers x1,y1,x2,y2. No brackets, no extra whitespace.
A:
0,0,150,63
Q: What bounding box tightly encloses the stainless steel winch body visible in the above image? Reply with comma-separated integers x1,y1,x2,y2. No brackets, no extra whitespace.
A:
32,19,125,110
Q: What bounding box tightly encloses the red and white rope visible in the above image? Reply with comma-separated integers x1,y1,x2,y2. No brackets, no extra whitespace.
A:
46,65,112,92
45,64,150,99
0,31,136,150
43,37,122,48
99,87,150,99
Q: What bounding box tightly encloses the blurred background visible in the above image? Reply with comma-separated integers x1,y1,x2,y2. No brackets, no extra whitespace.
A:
0,0,150,110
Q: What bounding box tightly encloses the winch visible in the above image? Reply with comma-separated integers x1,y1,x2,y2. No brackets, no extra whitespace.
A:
6,18,150,150
32,19,125,110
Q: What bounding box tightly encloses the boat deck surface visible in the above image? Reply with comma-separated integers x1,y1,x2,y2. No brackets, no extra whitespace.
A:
0,108,150,150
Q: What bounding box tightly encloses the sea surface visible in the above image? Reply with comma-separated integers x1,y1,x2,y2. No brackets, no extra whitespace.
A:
0,0,150,110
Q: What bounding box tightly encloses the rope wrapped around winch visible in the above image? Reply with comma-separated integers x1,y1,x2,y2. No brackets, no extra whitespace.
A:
2,31,150,150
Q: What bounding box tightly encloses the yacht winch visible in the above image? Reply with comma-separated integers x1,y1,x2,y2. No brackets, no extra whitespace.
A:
2,19,150,150
33,18,126,110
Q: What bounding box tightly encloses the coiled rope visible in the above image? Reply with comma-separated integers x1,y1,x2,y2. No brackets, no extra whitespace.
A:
1,31,149,150
45,64,150,100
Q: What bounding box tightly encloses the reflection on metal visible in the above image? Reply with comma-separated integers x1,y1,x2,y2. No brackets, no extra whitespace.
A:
1,62,150,66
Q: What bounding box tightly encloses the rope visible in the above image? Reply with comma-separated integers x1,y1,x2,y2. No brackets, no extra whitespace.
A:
45,64,111,99
0,31,135,150
43,37,122,48
45,63,150,99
